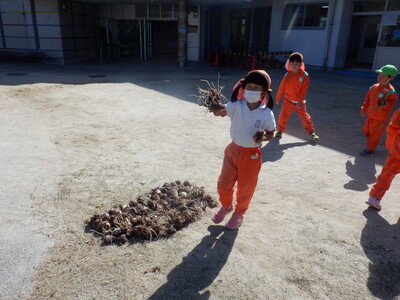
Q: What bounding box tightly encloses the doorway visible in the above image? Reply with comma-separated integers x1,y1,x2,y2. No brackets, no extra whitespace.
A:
117,19,177,61
118,20,139,57
116,20,151,61
346,15,381,68
229,7,272,51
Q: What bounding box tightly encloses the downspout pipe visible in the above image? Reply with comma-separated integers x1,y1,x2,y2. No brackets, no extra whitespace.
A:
30,0,40,50
0,6,6,48
177,0,187,68
323,0,336,71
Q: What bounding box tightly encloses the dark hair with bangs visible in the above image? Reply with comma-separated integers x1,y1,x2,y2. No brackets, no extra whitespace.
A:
289,53,303,62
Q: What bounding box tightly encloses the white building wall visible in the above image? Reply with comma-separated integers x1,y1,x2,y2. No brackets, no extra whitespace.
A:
188,6,200,61
373,10,400,70
328,0,353,69
35,0,63,59
1,0,36,50
373,47,400,72
0,0,64,63
270,0,334,68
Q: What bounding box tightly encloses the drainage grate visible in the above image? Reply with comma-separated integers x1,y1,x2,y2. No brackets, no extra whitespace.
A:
88,74,107,78
6,72,27,76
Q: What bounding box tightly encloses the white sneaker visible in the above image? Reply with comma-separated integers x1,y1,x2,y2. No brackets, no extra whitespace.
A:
365,196,381,210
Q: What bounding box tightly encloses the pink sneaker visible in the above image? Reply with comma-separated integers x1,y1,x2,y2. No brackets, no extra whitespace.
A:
365,196,381,210
212,206,233,224
225,213,244,229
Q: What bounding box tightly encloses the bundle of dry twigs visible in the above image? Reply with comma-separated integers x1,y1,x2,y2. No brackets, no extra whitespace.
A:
194,77,227,113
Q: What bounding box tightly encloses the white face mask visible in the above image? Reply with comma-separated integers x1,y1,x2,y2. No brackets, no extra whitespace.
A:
244,89,262,103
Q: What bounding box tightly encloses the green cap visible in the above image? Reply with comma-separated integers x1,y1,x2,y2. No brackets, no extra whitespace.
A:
376,64,398,78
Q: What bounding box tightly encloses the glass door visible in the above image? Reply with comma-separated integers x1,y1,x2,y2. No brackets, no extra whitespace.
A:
346,15,381,67
139,19,152,61
105,19,119,62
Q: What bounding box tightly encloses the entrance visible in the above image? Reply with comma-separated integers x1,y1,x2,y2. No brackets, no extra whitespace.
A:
229,7,272,51
118,20,139,57
346,15,381,68
116,19,177,61
139,19,152,61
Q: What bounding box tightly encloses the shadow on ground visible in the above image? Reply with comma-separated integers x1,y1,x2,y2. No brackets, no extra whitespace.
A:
261,136,309,162
148,225,238,300
344,156,377,191
361,209,400,299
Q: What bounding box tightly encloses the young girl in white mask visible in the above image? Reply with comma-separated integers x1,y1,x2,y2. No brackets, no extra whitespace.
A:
211,70,276,229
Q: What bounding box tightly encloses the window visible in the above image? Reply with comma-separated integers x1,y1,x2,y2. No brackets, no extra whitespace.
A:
149,5,160,18
380,25,400,46
161,5,173,18
379,15,400,46
136,4,176,19
282,4,304,28
136,5,147,18
282,3,328,29
305,4,328,26
353,0,386,12
387,0,400,11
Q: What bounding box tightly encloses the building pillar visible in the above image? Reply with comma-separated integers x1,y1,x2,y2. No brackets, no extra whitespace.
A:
177,0,187,67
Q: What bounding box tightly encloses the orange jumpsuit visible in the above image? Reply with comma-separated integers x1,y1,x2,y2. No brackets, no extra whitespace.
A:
276,70,315,133
370,108,400,200
361,83,397,151
218,143,261,216
218,99,276,216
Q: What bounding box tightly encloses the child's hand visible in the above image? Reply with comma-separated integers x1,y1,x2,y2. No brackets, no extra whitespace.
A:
254,130,274,144
262,130,274,142
377,99,387,107
296,101,304,108
213,109,227,117
253,130,265,144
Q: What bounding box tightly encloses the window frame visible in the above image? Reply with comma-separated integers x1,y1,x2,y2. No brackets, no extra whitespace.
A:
281,2,329,30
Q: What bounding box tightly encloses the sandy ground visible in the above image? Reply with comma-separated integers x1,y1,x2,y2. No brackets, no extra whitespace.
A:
1,59,400,300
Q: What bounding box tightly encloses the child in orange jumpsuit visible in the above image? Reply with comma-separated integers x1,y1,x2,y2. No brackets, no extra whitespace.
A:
366,107,400,210
275,52,319,141
211,70,276,229
360,64,398,157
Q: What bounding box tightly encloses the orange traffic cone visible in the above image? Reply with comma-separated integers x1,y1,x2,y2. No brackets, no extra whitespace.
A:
213,51,220,67
250,52,257,70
